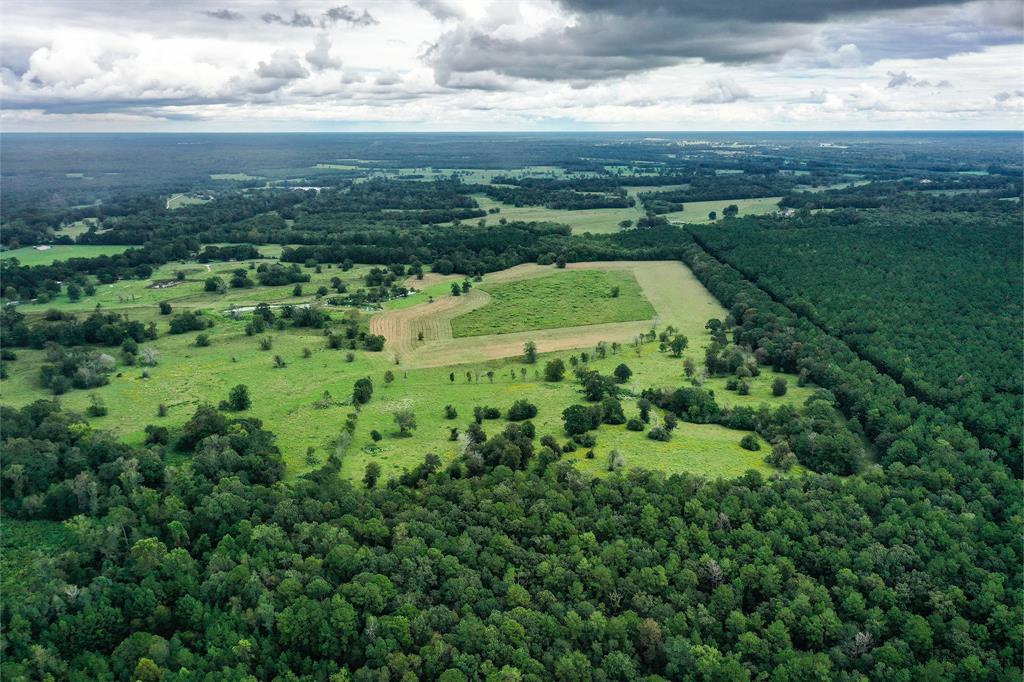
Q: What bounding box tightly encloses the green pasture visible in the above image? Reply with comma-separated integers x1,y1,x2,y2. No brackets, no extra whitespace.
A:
451,270,654,337
1,245,131,267
663,197,782,224
472,194,640,234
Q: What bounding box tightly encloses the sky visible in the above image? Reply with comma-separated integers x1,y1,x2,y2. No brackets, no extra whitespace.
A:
1,0,1022,131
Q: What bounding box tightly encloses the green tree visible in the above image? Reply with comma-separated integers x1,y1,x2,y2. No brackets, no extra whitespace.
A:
227,384,251,411
353,377,373,405
544,358,566,382
364,462,382,488
613,363,632,383
523,340,538,364
394,409,417,436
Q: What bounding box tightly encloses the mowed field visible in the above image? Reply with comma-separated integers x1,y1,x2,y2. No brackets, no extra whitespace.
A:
0,244,131,267
371,261,723,368
2,257,811,484
664,197,782,224
451,270,654,337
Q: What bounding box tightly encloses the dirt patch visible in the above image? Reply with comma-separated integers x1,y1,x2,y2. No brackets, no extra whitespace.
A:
371,289,490,359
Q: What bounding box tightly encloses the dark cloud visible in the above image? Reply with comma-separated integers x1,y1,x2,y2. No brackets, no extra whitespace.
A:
203,9,243,21
428,0,1020,86
262,5,376,29
886,70,953,88
555,0,976,25
325,6,377,27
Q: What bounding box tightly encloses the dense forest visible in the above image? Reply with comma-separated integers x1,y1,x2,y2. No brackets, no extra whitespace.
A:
0,133,1021,680
690,204,1023,472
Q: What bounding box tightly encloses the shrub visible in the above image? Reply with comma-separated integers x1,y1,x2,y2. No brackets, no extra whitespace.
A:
626,417,644,431
226,384,251,411
772,377,788,396
573,432,597,448
195,334,210,347
648,426,671,442
507,400,538,421
740,434,761,451
444,404,458,419
86,394,108,417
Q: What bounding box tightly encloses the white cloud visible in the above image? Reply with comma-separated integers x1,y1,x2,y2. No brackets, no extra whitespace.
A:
693,78,752,104
0,0,1021,130
306,34,342,71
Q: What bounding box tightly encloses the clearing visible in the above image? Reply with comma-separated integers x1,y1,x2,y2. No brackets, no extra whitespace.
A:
663,197,782,224
0,244,131,267
451,269,654,337
371,261,724,369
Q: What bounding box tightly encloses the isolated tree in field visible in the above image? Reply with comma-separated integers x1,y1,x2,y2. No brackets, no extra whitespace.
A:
669,334,689,357
159,301,172,315
451,282,461,297
684,357,696,378
394,409,417,436
772,377,788,396
363,462,382,488
618,219,633,230
556,257,566,269
723,204,739,217
544,358,566,382
352,377,373,405
204,276,224,293
292,284,303,296
613,363,632,384
461,280,471,293
523,341,538,364
708,211,717,221
67,283,82,301
227,384,251,411
607,449,626,472
384,370,395,384
740,433,760,450
444,404,457,419
508,400,538,421
449,372,455,382
610,286,620,298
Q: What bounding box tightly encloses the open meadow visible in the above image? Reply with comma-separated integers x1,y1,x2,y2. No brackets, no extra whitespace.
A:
663,196,782,224
0,244,131,267
3,256,810,483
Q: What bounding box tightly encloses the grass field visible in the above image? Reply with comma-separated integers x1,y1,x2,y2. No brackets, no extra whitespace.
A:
451,270,654,337
0,244,131,266
211,172,264,181
10,258,372,317
1,258,812,484
167,193,211,210
664,197,782,224
371,261,724,368
473,194,640,234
